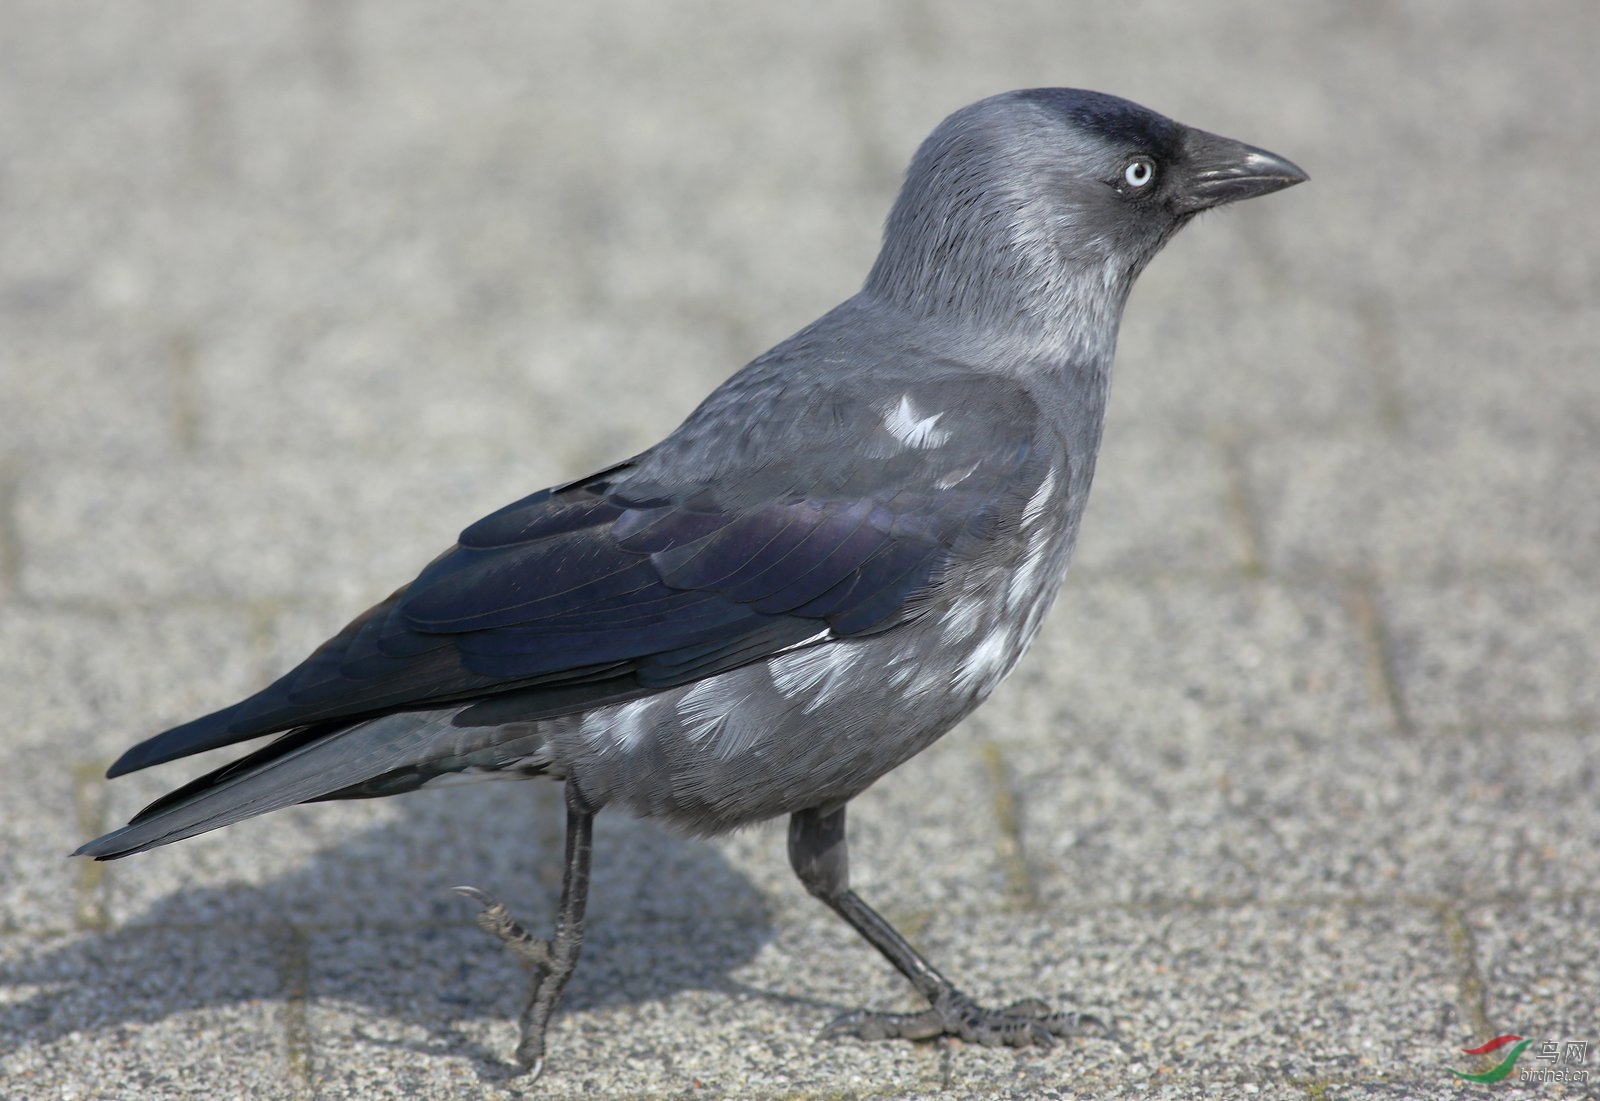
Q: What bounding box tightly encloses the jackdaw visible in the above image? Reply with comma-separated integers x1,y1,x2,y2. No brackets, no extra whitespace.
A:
79,88,1306,1077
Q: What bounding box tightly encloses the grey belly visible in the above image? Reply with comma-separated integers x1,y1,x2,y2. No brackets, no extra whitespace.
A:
541,628,961,834
546,562,1061,835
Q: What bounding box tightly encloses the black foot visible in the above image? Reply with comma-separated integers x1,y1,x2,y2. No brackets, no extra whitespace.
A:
452,787,594,1080
454,885,557,1079
824,992,1106,1048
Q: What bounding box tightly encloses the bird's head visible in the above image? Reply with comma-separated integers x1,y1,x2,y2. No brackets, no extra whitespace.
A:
864,88,1306,355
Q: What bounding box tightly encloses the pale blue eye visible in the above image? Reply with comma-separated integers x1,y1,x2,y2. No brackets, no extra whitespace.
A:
1124,158,1154,188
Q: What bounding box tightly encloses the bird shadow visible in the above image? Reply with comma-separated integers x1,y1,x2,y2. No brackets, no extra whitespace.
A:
1,780,787,1079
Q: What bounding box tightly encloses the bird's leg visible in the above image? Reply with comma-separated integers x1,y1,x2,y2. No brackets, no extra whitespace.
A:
455,782,595,1078
788,804,1102,1048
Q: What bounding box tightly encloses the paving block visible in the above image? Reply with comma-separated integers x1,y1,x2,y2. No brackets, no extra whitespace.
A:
1379,572,1600,729
0,926,295,1101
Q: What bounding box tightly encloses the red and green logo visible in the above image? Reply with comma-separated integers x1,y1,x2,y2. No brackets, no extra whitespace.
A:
1450,1035,1533,1083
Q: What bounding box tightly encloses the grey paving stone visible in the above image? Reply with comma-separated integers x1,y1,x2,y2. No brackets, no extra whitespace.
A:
1174,4,1600,318
0,603,261,757
983,576,1391,751
101,770,779,947
189,313,717,477
1390,301,1600,453
985,579,1596,909
0,749,82,934
1247,429,1596,579
1467,896,1600,1048
0,926,295,1100
966,577,1401,906
900,902,1459,1097
1376,727,1599,902
1008,711,1600,911
1073,425,1254,578
0,324,184,465
305,919,942,1098
1114,257,1385,438
1380,572,1600,728
16,455,545,606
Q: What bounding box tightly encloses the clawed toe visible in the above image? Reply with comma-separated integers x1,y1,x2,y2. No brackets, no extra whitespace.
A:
823,1007,945,1043
1002,999,1112,1041
452,884,553,969
823,993,1107,1049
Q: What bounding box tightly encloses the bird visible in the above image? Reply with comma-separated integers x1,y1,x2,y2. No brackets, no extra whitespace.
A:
78,87,1306,1078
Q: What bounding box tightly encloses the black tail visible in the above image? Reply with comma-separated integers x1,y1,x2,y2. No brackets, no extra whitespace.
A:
76,707,501,859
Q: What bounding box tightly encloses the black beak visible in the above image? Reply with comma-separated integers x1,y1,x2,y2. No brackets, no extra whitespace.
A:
1173,128,1308,213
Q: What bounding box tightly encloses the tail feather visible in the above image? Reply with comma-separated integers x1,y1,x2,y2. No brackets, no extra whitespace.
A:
77,706,526,860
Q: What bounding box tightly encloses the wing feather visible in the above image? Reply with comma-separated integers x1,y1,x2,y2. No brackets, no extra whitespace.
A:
108,384,1045,778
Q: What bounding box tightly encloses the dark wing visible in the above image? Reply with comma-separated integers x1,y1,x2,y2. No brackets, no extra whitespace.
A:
106,406,1041,779
109,435,1036,777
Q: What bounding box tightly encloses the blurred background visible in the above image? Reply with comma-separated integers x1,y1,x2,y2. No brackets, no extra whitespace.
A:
2,3,1595,1098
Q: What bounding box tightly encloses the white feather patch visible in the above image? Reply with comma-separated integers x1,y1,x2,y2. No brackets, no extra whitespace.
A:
882,394,951,450
1022,469,1057,528
936,461,981,489
771,628,830,656
954,627,1015,696
708,711,765,761
1005,529,1053,612
940,595,986,642
678,679,745,744
602,698,655,752
770,643,858,713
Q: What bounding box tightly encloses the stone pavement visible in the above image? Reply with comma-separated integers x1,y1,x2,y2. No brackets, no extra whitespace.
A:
2,3,1595,1098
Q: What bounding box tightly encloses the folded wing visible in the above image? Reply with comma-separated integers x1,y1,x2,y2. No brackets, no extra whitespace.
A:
106,420,1038,779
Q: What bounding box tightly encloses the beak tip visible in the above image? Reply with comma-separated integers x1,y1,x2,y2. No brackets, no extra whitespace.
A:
1178,134,1310,212
1270,154,1311,188
1236,148,1310,194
